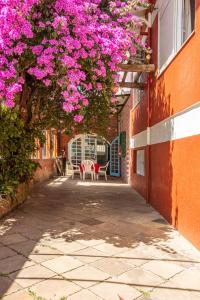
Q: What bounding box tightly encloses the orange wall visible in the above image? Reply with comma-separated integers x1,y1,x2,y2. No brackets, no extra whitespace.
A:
129,2,200,250
150,136,200,250
151,2,200,126
130,148,147,199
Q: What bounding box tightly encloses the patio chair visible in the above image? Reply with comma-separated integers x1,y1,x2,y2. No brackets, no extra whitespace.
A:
96,161,109,181
66,161,82,179
81,160,95,180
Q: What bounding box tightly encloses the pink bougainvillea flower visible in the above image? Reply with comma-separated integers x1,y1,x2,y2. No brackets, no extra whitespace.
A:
0,0,148,122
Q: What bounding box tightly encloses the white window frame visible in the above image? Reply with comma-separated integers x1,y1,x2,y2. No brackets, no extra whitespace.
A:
68,134,110,164
158,0,195,75
135,149,145,177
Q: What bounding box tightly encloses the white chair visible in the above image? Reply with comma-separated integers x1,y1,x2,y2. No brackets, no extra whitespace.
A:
81,160,95,180
96,162,109,181
66,161,82,179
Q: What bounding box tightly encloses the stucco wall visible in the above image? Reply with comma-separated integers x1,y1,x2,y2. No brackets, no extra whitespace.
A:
128,1,200,250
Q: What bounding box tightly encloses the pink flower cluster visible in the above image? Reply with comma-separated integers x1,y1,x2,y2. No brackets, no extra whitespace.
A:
0,0,147,121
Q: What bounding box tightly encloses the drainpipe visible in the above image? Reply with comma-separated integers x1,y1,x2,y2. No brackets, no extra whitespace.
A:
146,12,152,205
146,74,151,204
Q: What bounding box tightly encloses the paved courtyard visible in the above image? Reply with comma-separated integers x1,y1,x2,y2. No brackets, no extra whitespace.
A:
0,177,200,300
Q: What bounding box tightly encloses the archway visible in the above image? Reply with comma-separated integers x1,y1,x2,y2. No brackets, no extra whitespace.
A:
68,134,110,165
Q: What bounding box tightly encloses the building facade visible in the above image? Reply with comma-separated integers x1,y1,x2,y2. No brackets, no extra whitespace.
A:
120,0,200,250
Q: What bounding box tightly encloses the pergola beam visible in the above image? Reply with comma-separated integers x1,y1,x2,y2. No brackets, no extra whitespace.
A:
119,82,145,89
118,63,155,73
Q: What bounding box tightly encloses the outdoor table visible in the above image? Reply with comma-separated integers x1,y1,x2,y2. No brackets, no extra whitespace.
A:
79,163,100,177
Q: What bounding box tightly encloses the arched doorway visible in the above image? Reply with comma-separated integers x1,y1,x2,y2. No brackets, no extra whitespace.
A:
68,134,110,165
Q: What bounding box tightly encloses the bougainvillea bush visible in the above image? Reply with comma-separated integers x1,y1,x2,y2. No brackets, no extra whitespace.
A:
0,0,148,195
0,0,148,121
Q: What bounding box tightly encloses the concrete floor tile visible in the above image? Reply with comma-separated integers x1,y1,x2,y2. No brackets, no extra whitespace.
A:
0,246,16,261
143,260,184,279
9,265,56,288
150,286,200,300
42,255,83,273
73,247,106,264
91,257,132,276
1,290,33,300
93,243,129,256
0,255,34,275
68,289,101,300
29,276,81,299
76,237,105,247
163,268,200,291
51,241,87,254
1,234,27,246
114,268,164,292
90,281,141,300
0,276,22,297
62,265,110,288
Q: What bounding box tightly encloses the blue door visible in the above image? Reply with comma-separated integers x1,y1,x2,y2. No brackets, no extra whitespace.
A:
110,136,120,177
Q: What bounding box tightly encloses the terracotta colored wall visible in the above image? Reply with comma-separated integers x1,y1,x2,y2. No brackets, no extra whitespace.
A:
151,3,200,126
130,148,147,199
150,135,200,250
131,92,148,136
128,3,200,250
33,159,56,182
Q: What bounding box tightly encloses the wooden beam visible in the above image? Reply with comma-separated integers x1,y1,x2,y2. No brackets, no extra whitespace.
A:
115,93,130,98
122,72,127,83
120,82,145,89
118,63,155,73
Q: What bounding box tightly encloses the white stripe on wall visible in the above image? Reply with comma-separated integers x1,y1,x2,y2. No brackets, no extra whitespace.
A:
130,102,200,149
130,130,147,149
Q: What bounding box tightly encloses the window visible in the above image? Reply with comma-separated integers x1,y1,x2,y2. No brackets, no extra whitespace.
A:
69,134,109,165
133,73,147,108
182,0,195,43
135,150,145,176
158,0,195,70
41,131,47,159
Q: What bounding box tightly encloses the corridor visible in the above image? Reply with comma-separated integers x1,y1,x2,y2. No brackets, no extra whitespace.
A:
0,177,200,300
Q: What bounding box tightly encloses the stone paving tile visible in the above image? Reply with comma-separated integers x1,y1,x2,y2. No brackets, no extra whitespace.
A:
161,268,200,291
0,276,22,297
72,246,107,264
148,287,200,300
50,241,87,254
1,290,33,300
114,268,164,292
0,255,34,275
9,264,56,288
28,276,81,299
62,265,110,288
143,260,185,279
91,257,132,276
0,246,16,261
76,236,106,247
90,281,141,300
9,240,63,263
1,233,27,246
93,242,129,256
68,289,101,300
42,255,83,273
0,178,200,300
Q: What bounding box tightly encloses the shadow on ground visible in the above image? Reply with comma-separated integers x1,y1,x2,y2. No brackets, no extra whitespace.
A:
0,177,200,300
